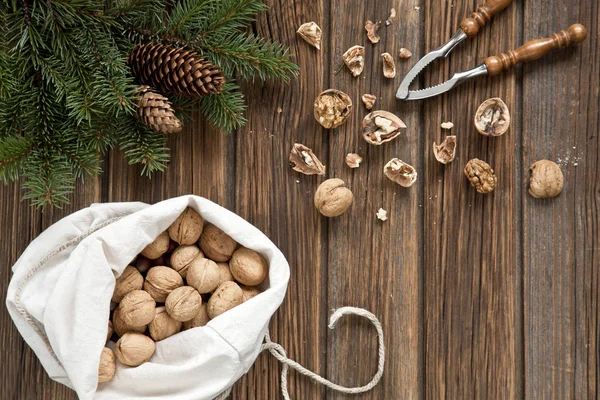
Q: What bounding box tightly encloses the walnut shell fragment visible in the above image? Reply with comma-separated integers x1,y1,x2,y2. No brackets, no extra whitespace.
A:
376,208,388,221
528,160,564,198
343,45,365,77
345,153,363,168
297,22,322,50
314,89,352,129
361,93,376,110
474,98,510,136
362,110,406,145
433,136,457,164
384,158,417,187
464,158,497,193
398,48,413,59
440,122,454,130
365,20,381,44
381,52,396,78
385,8,396,25
289,143,326,175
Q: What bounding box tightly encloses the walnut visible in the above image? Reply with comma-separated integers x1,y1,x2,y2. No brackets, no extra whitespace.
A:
182,303,210,330
186,257,220,294
168,207,204,245
118,290,156,327
229,247,269,286
289,143,326,176
345,153,363,168
148,306,182,341
112,265,144,302
165,286,202,322
240,285,261,302
398,48,413,59
143,266,184,302
529,160,564,198
385,8,396,25
297,22,322,50
381,52,396,78
433,136,457,164
170,245,202,278
112,307,147,337
376,208,388,221
216,262,234,285
135,256,152,274
343,45,365,77
106,320,113,342
361,94,376,110
141,231,170,260
474,98,510,136
114,332,156,367
207,282,244,319
365,20,381,44
384,158,417,187
314,89,352,129
362,110,406,145
464,158,497,193
98,347,116,383
314,178,354,217
199,224,238,262
440,122,454,130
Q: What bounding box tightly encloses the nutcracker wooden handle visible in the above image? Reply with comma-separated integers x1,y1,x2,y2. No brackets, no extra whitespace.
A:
484,24,587,76
459,0,514,38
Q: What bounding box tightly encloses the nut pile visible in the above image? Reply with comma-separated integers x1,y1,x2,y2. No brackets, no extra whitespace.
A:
98,207,268,383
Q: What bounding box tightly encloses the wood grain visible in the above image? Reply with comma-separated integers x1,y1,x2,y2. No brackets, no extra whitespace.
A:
0,0,599,399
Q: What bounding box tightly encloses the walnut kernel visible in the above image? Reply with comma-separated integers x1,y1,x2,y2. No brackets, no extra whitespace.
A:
384,158,418,187
361,94,376,110
362,110,406,145
464,158,497,193
141,231,170,260
365,20,381,44
314,178,354,217
148,306,182,341
207,282,244,319
343,45,365,77
297,22,322,50
529,160,564,198
119,290,156,327
166,286,202,322
399,48,413,59
144,266,184,302
474,98,510,136
98,347,116,383
381,52,396,78
168,207,204,245
289,143,326,176
345,153,363,168
433,136,457,164
114,332,156,367
314,89,352,129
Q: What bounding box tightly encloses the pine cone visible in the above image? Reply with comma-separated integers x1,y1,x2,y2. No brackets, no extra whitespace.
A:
129,43,226,98
137,86,183,134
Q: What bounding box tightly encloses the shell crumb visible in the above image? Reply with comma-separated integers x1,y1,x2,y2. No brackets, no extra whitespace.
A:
376,208,388,221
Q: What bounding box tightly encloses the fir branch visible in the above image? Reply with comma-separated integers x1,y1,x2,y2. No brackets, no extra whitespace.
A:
22,152,75,209
200,82,246,132
191,0,267,42
0,135,32,183
118,120,170,176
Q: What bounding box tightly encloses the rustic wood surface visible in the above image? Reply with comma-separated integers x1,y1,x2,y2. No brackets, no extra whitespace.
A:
1,0,598,399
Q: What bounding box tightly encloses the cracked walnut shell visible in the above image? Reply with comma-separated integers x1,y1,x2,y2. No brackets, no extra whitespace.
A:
207,282,244,319
144,266,184,302
362,110,406,145
148,306,182,341
230,247,268,286
98,347,116,383
141,231,170,260
114,332,156,367
186,257,220,294
199,224,238,262
166,286,202,322
112,265,144,303
361,94,376,110
384,158,417,187
119,290,156,327
433,136,457,164
345,153,363,168
464,158,497,193
168,207,204,245
529,160,564,198
381,52,396,78
297,22,322,50
314,89,352,129
314,178,354,217
474,98,510,137
365,20,381,43
289,143,326,176
343,45,365,77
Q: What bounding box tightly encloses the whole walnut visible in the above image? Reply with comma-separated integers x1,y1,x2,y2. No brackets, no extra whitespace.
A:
144,266,184,302
148,306,182,341
119,290,156,327
112,307,147,337
112,265,144,302
529,160,564,198
165,286,202,322
183,303,210,330
170,245,203,278
229,248,268,286
106,320,113,342
135,256,152,274
216,262,234,286
207,282,244,319
186,258,220,294
98,347,116,383
141,231,170,260
464,158,497,193
199,224,238,262
240,285,261,302
314,178,354,217
114,332,156,367
168,207,204,245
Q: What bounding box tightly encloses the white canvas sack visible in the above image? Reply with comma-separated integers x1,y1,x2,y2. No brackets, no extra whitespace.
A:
6,195,385,400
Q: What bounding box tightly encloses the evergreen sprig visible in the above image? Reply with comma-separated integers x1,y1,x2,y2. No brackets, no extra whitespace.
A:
0,0,298,208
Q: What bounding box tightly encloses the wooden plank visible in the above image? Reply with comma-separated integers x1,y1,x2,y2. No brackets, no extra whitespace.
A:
421,0,522,398
231,0,330,398
522,1,600,398
326,1,421,398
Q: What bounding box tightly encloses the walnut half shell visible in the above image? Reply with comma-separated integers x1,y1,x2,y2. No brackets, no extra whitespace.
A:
365,20,381,44
464,158,497,193
297,22,322,50
289,143,326,175
381,52,396,78
343,45,365,77
362,110,406,145
433,136,457,164
474,98,510,136
384,158,417,187
314,89,352,129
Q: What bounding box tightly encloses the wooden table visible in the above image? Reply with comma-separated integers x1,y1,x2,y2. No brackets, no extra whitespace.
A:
1,0,598,399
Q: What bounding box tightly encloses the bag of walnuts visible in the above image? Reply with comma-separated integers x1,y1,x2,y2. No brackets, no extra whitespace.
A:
6,195,290,400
